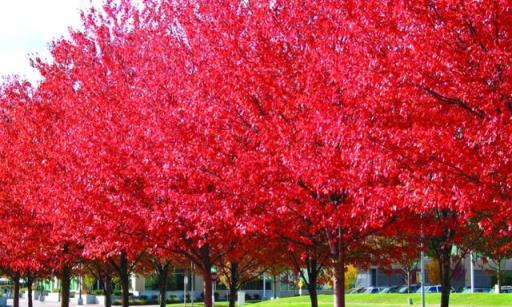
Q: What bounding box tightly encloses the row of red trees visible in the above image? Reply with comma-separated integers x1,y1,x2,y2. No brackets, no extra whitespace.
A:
1,1,511,307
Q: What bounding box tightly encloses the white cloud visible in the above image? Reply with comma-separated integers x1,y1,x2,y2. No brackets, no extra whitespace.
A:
0,0,103,83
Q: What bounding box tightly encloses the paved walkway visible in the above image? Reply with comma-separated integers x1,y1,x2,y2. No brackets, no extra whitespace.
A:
10,298,161,307
10,298,102,307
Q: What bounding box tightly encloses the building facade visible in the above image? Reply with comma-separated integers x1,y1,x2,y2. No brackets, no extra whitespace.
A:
355,256,512,290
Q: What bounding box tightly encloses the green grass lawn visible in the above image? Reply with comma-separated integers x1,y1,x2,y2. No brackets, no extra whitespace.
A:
168,293,512,307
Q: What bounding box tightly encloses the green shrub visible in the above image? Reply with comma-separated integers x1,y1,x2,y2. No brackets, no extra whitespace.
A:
133,299,149,305
165,294,179,303
112,297,162,306
80,275,96,294
90,289,105,295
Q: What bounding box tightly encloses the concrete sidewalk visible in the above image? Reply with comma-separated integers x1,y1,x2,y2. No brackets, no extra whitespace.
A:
10,298,161,307
8,299,100,307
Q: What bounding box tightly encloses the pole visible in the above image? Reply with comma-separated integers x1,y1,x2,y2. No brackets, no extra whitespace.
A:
420,250,425,307
191,263,195,307
263,275,266,299
470,252,475,293
184,272,188,307
420,215,425,307
213,278,216,306
78,268,83,305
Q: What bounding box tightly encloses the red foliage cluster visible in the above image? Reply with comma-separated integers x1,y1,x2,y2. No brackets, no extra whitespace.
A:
1,1,511,307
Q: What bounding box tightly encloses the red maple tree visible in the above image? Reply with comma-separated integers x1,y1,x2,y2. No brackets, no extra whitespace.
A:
1,2,511,307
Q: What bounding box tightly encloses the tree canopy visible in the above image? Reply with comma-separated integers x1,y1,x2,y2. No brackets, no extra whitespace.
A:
1,1,511,307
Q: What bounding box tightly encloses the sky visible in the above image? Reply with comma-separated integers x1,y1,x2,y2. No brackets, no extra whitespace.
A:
0,0,102,83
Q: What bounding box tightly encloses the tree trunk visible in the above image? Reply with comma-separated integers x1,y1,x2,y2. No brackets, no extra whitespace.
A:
407,270,412,294
333,250,346,307
61,265,72,307
202,270,213,307
228,286,237,307
102,273,113,307
307,282,319,307
496,259,502,294
305,256,319,307
203,270,213,307
272,274,278,299
158,266,169,307
439,248,452,307
199,244,214,307
12,273,20,307
119,251,131,307
228,262,239,307
27,274,34,307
